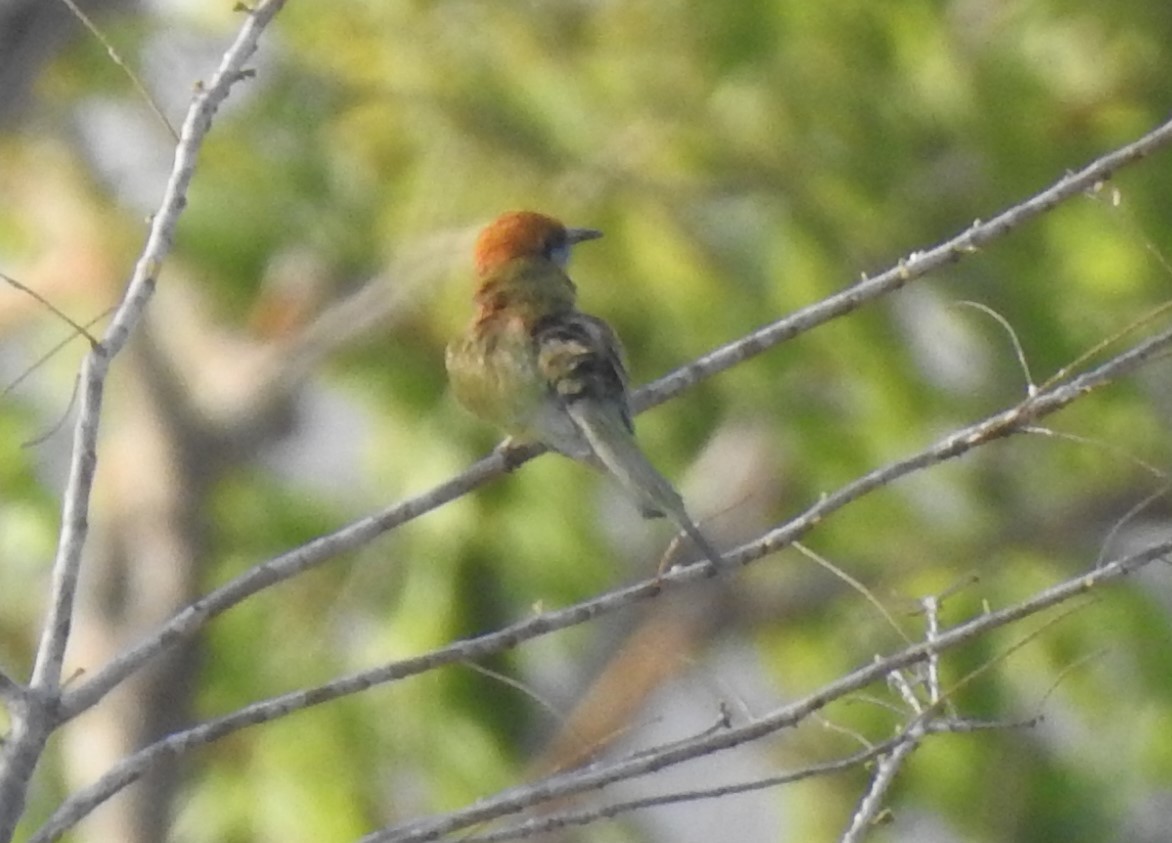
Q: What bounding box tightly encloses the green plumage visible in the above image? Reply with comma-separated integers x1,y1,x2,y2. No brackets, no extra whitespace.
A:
447,212,723,568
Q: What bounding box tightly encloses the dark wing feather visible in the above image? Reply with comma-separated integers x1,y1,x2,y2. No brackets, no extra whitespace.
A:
532,312,634,431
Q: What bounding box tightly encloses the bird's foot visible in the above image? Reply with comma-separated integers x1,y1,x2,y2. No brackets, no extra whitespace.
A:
656,532,690,576
657,526,724,576
495,436,527,471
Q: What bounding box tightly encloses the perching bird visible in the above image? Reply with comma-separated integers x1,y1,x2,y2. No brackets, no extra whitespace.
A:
446,210,722,568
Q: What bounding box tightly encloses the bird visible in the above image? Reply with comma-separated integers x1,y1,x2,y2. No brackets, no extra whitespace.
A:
445,210,723,569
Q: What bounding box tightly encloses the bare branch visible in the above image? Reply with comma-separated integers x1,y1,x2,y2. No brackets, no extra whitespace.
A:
840,737,917,842
739,320,1172,570
366,537,1172,843
31,529,1172,843
456,712,1034,843
462,741,893,843
839,597,946,842
52,116,1172,722
30,0,287,695
55,303,1172,735
0,3,288,841
633,114,1172,414
15,114,1172,843
59,454,506,719
921,597,942,705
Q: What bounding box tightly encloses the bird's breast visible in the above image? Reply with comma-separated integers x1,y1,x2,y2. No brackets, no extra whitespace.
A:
446,318,593,459
446,318,546,434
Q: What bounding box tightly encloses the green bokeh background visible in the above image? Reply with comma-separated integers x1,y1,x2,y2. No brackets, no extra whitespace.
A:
3,1,1172,841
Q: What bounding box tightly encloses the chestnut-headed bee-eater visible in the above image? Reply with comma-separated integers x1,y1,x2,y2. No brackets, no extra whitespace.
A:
446,210,722,568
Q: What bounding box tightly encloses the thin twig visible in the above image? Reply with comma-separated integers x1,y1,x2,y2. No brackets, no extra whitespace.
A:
921,596,941,708
955,300,1036,394
1022,426,1168,482
56,0,179,141
20,376,81,449
794,542,912,643
0,308,113,400
1093,482,1172,567
1039,297,1172,393
455,713,1021,843
460,661,570,730
460,740,896,843
0,272,98,346
840,736,918,842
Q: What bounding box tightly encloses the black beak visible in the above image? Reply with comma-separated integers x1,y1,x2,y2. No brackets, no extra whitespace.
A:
565,227,603,244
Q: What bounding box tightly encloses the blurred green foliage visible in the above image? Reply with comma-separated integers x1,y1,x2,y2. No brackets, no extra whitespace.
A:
3,1,1172,841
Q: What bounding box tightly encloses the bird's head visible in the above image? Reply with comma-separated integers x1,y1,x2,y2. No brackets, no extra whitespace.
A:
473,211,602,278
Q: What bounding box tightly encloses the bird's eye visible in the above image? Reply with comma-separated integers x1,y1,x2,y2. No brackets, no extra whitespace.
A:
546,236,571,268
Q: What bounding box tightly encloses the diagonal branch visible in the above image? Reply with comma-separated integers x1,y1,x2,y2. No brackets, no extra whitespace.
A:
365,539,1172,843
460,739,896,843
33,320,1172,842
58,455,505,719
632,114,1172,413
54,114,1172,722
36,535,1170,843
457,717,1019,843
840,738,917,842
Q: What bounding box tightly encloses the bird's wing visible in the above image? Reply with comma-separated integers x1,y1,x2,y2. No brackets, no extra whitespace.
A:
533,312,633,429
533,312,676,518
532,311,724,566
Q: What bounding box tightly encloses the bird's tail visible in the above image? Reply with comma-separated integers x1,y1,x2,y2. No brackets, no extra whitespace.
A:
567,401,723,568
